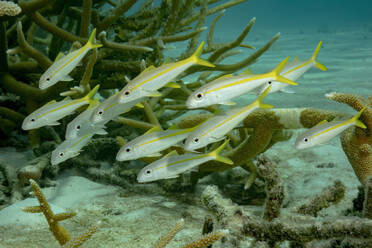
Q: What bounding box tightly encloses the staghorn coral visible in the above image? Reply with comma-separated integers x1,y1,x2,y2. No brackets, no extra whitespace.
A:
23,179,77,245
23,179,99,246
326,92,372,185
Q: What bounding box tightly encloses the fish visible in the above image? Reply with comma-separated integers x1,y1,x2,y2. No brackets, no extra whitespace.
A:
65,99,107,140
39,29,102,90
51,133,94,165
22,85,99,130
295,108,367,150
137,139,233,183
184,86,273,151
90,92,144,125
116,125,197,161
256,41,327,95
117,41,215,104
186,57,298,109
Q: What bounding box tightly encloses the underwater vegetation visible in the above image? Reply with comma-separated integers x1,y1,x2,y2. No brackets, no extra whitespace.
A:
0,0,371,247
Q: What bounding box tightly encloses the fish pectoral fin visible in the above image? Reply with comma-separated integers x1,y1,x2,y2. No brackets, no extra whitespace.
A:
144,152,162,157
146,90,162,97
135,102,144,108
165,82,181,88
220,101,236,106
280,88,295,94
48,121,61,126
62,75,74,81
163,174,179,180
94,128,108,135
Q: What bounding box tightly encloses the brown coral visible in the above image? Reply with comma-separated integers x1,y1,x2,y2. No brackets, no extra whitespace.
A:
326,92,372,184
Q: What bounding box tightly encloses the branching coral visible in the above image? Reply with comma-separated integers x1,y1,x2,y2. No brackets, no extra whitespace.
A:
23,179,98,246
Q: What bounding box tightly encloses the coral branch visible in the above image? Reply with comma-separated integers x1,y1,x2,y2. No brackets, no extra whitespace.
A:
23,179,76,245
297,180,346,217
153,219,185,248
16,21,52,69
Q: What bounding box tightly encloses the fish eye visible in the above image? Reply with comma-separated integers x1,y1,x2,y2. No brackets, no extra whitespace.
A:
196,93,203,99
98,111,103,115
124,91,130,96
303,138,308,142
31,118,35,122
193,138,199,143
145,169,151,174
46,78,50,81
268,81,272,85
125,148,131,152
76,125,81,130
59,152,64,157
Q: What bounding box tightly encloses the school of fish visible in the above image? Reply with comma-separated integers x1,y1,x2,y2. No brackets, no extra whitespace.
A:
21,29,367,182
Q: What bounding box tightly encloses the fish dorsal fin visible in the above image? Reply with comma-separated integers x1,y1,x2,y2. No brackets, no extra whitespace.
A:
165,82,181,88
219,74,233,79
241,68,254,75
163,150,179,158
62,96,71,101
55,52,65,61
142,65,156,73
144,125,162,135
135,102,144,108
316,120,328,126
161,57,173,65
167,124,178,130
45,99,57,106
116,136,126,146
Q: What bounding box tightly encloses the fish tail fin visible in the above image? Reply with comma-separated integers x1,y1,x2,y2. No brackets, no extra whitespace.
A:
87,29,103,49
189,42,215,68
208,139,234,165
310,41,327,71
270,57,298,86
351,107,367,129
255,86,274,109
83,85,100,103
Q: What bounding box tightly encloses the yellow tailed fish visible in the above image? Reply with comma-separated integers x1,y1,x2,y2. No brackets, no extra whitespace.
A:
118,41,214,104
295,108,367,150
257,41,327,94
184,86,273,151
39,29,102,90
116,124,198,161
65,99,107,140
90,92,145,124
51,133,94,165
137,139,233,183
186,57,297,109
22,85,99,130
